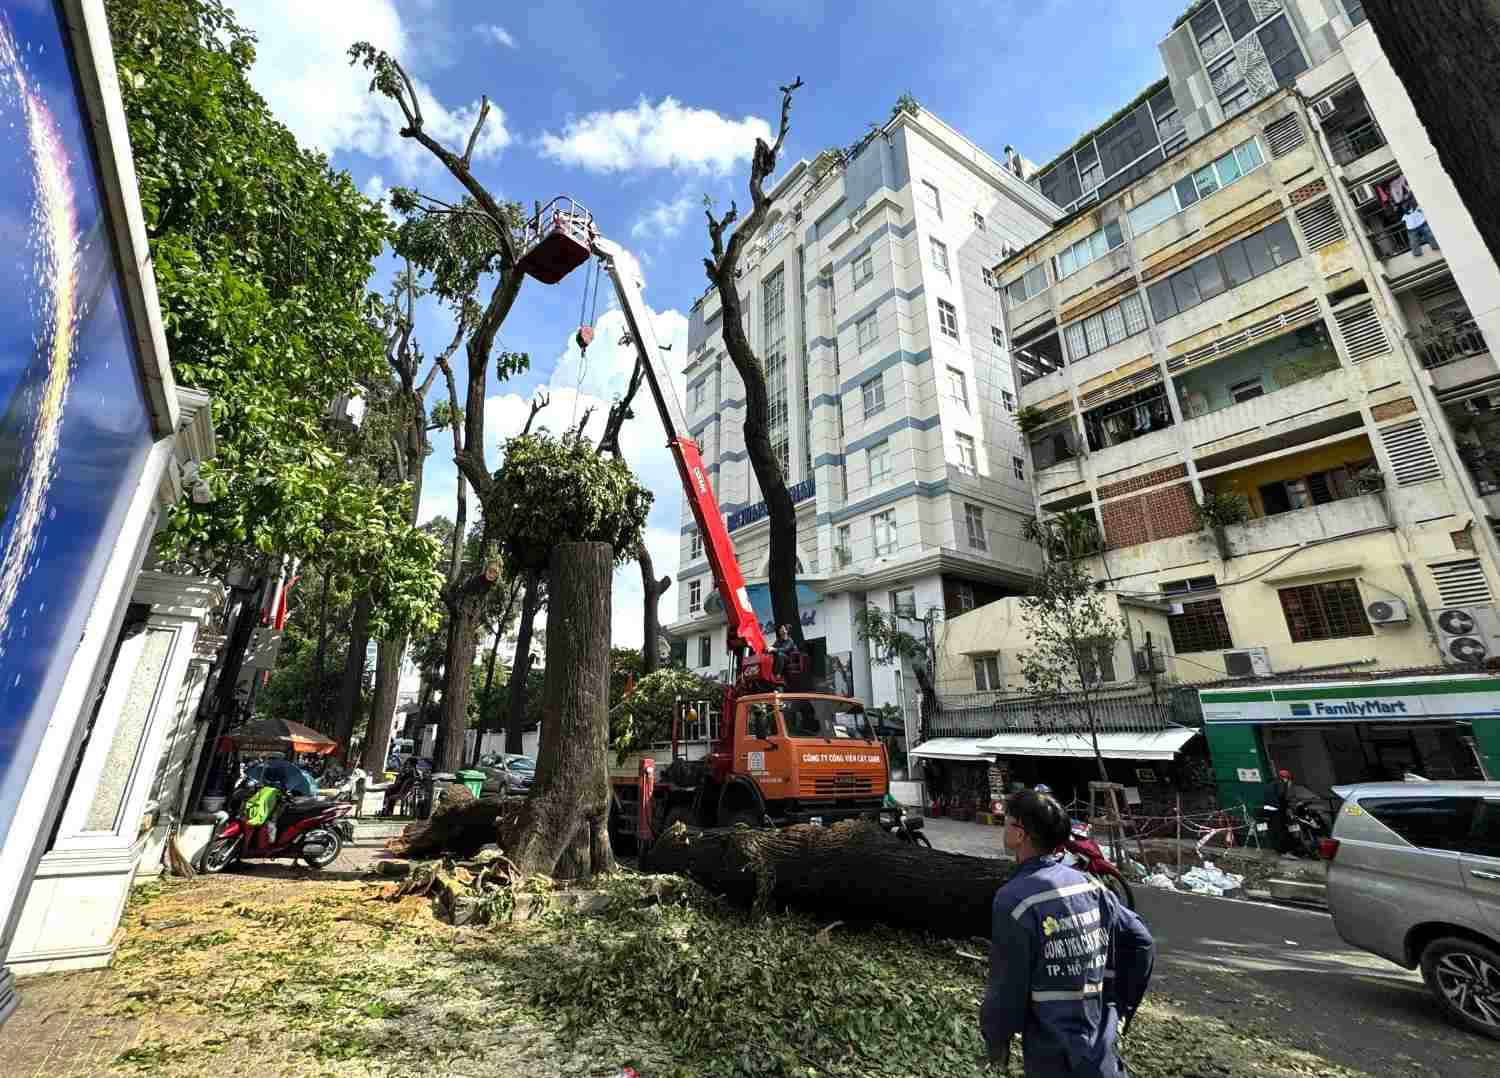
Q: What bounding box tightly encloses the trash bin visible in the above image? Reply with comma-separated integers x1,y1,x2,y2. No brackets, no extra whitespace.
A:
456,770,486,798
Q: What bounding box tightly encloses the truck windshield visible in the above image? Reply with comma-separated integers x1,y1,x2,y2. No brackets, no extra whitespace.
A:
781,699,873,741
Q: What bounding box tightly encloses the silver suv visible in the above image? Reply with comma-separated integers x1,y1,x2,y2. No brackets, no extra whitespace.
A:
1324,781,1500,1039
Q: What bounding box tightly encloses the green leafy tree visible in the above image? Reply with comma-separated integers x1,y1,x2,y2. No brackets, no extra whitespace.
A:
108,0,443,645
1018,559,1123,783
609,668,724,762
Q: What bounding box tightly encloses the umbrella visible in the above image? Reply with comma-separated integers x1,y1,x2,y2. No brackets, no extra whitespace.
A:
229,716,338,755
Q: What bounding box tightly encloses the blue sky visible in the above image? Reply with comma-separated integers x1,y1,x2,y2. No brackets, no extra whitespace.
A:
228,0,1189,645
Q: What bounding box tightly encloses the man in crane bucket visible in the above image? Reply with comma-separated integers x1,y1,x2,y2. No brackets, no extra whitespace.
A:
981,790,1155,1075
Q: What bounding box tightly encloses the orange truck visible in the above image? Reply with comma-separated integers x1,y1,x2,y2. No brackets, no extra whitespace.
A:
517,199,889,841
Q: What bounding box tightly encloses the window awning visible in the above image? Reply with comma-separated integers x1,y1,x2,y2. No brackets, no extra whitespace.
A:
976,728,1200,761
909,738,996,763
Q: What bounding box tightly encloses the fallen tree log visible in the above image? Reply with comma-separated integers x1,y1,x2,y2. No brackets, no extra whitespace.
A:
387,786,520,859
641,818,1016,938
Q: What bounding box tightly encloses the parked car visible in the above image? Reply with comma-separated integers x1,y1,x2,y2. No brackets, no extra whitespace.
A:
1322,781,1500,1039
476,753,536,795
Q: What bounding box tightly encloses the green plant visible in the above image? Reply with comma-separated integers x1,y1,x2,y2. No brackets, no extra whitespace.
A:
1015,405,1047,434
1022,511,1103,560
609,668,723,761
854,607,923,666
1192,490,1252,530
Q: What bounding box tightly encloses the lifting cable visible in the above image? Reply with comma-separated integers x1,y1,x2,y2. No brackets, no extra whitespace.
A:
571,256,604,427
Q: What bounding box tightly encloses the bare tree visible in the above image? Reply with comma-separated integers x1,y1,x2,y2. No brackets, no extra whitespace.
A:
701,78,806,644
1361,2,1500,261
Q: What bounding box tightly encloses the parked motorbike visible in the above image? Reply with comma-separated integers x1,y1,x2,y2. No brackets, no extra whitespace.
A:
1259,798,1333,858
878,806,933,848
202,777,355,872
1062,820,1136,910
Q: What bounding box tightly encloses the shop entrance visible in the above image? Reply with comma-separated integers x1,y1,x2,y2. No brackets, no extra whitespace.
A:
1263,721,1483,792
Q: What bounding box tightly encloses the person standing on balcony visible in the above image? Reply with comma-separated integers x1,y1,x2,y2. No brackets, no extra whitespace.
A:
1404,202,1440,257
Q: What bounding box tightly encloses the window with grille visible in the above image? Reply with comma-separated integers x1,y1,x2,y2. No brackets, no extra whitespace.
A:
938,299,960,339
1333,300,1390,364
931,238,951,276
1162,575,1218,596
857,312,878,351
973,211,986,231
1169,598,1234,653
689,528,702,560
965,503,987,550
991,326,1005,349
764,267,789,454
868,440,891,483
1002,390,1015,412
862,375,885,418
872,509,898,556
853,249,874,287
691,380,707,410
689,579,703,614
1063,292,1149,361
1278,579,1373,642
836,524,852,567
956,433,978,475
974,654,1001,692
698,635,711,668
945,366,969,407
1430,559,1493,607
957,583,977,611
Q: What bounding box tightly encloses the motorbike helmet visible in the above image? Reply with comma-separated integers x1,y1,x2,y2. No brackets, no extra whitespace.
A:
1278,768,1292,780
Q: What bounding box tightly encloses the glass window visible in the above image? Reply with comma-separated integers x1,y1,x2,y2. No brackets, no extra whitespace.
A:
1065,322,1088,361
965,504,987,551
868,441,891,482
853,249,874,286
973,211,986,230
1216,149,1242,185
938,298,960,339
1221,241,1253,286
1121,293,1149,335
1128,189,1178,234
1171,268,1202,312
1242,229,1275,277
1001,390,1015,412
698,635,711,668
689,579,702,613
1236,139,1263,173
920,180,942,217
872,509,898,555
689,528,703,560
956,433,978,475
1083,313,1108,354
1104,220,1124,249
946,365,968,405
931,238,950,275
1102,303,1128,346
1194,255,1227,302
1148,280,1178,322
1195,164,1221,199
1278,579,1373,642
1362,797,1487,853
982,266,996,289
1264,218,1299,266
991,326,1005,349
1089,231,1109,260
857,313,878,351
974,654,1001,692
862,376,885,418
1012,455,1025,480
1174,175,1200,210
1058,246,1078,278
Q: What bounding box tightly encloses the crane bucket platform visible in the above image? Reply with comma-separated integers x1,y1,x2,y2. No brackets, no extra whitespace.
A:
517,196,596,284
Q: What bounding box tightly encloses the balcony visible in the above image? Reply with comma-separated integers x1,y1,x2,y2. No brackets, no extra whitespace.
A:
1082,384,1174,454
1175,322,1340,424
1364,218,1449,290
1328,118,1391,177
1220,493,1389,556
1446,401,1500,498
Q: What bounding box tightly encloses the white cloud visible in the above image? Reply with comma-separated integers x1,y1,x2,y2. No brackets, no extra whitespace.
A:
481,302,690,646
631,190,697,242
476,24,516,48
362,173,390,210
232,1,510,178
538,97,772,175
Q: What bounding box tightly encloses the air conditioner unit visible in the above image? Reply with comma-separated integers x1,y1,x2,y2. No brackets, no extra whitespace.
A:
1436,606,1500,665
1311,97,1339,121
1366,597,1410,625
1350,182,1376,206
1223,647,1273,678
1133,649,1167,675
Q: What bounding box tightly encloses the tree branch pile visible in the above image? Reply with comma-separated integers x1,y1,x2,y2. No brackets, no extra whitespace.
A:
642,819,1015,938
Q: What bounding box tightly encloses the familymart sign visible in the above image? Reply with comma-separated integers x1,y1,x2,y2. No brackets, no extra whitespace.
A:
1200,675,1500,725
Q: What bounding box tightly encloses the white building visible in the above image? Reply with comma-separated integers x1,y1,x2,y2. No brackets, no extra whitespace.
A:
666,106,1060,728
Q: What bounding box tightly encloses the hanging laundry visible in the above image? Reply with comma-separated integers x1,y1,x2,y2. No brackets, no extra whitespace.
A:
1389,175,1409,205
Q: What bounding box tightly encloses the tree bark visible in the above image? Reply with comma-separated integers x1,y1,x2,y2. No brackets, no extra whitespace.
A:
637,542,671,674
503,543,614,878
504,566,543,754
306,572,330,729
643,819,1015,938
703,80,806,646
436,594,482,772
361,639,403,773
1361,2,1500,263
333,592,372,760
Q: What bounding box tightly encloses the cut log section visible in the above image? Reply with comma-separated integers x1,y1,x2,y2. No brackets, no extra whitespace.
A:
641,818,1015,938
386,786,519,859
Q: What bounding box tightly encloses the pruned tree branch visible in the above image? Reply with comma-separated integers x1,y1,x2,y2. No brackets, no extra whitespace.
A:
598,358,646,460
461,96,492,169
520,392,549,437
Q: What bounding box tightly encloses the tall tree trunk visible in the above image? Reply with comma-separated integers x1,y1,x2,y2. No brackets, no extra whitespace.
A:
503,543,614,878
505,567,542,754
437,595,482,772
334,593,373,761
637,542,671,674
361,639,403,773
306,572,330,728
472,619,505,765
1362,2,1500,260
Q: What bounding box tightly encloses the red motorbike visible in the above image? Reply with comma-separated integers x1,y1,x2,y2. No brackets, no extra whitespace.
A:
1062,820,1136,910
202,778,355,872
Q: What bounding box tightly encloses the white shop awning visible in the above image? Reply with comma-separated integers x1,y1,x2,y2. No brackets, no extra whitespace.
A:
975,728,1200,762
908,738,996,763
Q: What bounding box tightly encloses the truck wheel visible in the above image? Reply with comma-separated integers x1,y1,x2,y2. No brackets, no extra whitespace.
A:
723,808,763,830
662,806,696,832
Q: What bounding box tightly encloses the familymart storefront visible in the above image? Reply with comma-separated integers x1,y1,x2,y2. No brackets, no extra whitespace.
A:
1200,674,1500,810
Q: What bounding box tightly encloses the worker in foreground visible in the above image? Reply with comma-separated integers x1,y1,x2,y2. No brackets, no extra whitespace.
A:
982,790,1155,1075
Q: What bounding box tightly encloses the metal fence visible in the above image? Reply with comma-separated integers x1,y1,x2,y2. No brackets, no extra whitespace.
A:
1417,318,1488,371
1328,118,1385,166
923,686,1200,740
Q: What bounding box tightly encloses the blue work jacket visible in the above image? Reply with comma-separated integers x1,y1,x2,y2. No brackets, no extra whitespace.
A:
981,855,1155,1077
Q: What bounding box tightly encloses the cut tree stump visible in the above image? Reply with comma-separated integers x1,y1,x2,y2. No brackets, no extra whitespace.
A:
641,818,1016,938
387,788,519,859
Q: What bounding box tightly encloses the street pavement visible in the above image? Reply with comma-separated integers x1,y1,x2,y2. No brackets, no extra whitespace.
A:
927,818,1498,1077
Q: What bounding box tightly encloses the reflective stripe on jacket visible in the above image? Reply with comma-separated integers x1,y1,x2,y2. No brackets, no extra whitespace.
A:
981,855,1155,1077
